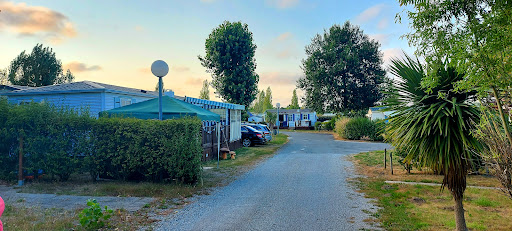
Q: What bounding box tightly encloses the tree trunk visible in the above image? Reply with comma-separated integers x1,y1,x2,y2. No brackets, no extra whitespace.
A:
454,195,468,231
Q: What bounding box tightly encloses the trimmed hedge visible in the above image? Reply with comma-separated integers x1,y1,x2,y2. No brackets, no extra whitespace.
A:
89,117,202,183
0,98,203,183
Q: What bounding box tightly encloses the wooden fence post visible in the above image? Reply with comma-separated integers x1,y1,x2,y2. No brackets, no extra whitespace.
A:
384,149,387,169
390,150,393,175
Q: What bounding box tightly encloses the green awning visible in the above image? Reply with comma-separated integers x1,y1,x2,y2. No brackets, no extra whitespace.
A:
101,96,221,121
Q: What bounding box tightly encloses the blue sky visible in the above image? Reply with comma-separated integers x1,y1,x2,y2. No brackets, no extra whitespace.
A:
0,0,413,106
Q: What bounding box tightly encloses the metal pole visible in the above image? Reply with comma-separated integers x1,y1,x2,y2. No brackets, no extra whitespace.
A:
158,76,163,120
18,133,24,186
277,108,279,135
217,122,220,169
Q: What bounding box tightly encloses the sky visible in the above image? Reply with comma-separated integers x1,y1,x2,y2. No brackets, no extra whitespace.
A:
0,0,414,107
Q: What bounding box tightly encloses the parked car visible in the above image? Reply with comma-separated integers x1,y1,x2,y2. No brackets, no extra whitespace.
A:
241,125,266,147
243,123,272,142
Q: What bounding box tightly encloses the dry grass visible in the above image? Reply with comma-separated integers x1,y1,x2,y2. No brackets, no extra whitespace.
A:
352,150,512,231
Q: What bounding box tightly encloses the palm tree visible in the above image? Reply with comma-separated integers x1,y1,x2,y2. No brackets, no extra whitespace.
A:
385,55,481,231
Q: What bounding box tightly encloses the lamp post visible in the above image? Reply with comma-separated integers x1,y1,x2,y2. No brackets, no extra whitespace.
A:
276,103,280,135
151,60,169,120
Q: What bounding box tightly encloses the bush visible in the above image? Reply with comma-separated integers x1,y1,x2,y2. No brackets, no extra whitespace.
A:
322,117,337,131
317,115,335,122
89,117,202,183
314,121,322,130
337,117,384,141
0,98,203,184
0,98,93,181
79,199,113,230
334,117,351,136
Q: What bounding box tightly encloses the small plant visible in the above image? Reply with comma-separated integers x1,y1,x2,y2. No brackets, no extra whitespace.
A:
79,199,113,230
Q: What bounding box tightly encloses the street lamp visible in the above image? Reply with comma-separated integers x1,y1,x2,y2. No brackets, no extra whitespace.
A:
276,103,280,135
151,60,169,120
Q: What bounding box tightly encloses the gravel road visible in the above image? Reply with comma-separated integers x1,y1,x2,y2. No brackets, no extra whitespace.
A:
155,131,391,231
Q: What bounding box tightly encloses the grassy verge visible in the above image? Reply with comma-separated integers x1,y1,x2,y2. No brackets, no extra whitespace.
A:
352,150,512,230
4,134,289,230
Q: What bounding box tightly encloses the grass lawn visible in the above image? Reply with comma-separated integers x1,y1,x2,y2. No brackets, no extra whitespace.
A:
3,134,289,230
352,150,512,231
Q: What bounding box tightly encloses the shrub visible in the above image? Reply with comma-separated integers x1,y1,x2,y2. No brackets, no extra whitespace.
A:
79,199,113,230
334,117,350,137
0,98,93,181
88,117,202,183
322,117,337,131
314,121,322,130
338,117,384,141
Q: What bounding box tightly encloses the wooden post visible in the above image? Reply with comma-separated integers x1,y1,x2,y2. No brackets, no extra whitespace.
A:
384,149,387,169
18,133,24,186
390,150,393,175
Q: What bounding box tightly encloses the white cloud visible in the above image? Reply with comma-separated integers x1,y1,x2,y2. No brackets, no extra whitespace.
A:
0,1,77,43
265,0,299,9
172,65,190,72
382,48,404,68
263,32,300,59
354,4,386,24
377,18,388,30
64,62,102,72
369,34,390,46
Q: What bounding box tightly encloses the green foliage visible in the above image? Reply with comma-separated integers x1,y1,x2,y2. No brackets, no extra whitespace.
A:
337,117,383,141
322,117,337,131
199,21,259,107
89,117,202,183
0,98,92,181
298,21,387,114
384,52,481,225
0,99,203,184
265,111,277,129
199,79,210,100
287,89,300,109
79,199,113,230
314,121,322,130
7,44,74,87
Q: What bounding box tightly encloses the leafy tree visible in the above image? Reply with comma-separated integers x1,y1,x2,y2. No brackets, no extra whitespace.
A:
251,90,266,113
397,0,512,145
7,44,74,87
199,79,210,100
298,22,386,114
0,69,8,85
199,21,259,107
385,55,481,231
287,89,300,109
263,87,273,111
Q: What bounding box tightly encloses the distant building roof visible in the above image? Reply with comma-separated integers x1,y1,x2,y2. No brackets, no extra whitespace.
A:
266,108,314,114
0,85,36,91
1,81,158,97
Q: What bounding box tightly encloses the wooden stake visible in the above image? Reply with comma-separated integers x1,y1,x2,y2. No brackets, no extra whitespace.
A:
384,149,387,169
390,150,393,175
18,133,24,186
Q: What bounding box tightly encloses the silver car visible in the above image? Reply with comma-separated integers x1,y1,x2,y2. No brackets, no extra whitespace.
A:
244,123,272,142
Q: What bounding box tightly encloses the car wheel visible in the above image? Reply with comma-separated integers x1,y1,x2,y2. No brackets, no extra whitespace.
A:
242,138,252,147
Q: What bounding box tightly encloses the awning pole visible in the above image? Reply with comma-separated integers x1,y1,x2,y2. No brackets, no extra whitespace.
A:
217,122,220,169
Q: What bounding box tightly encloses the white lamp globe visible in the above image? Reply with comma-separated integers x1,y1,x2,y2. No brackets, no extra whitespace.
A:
276,103,280,108
151,60,169,77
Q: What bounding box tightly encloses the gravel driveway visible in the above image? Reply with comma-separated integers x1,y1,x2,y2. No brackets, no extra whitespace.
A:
155,131,391,231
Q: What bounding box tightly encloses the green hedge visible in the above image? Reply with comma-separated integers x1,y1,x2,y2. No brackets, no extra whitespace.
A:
89,117,202,183
336,117,384,141
0,97,203,183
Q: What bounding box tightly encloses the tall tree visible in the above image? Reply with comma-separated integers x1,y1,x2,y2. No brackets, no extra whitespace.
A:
263,87,273,111
298,22,386,114
385,55,481,231
251,90,266,113
288,89,300,109
199,21,259,107
0,69,7,85
7,44,74,87
199,79,210,100
397,0,512,145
